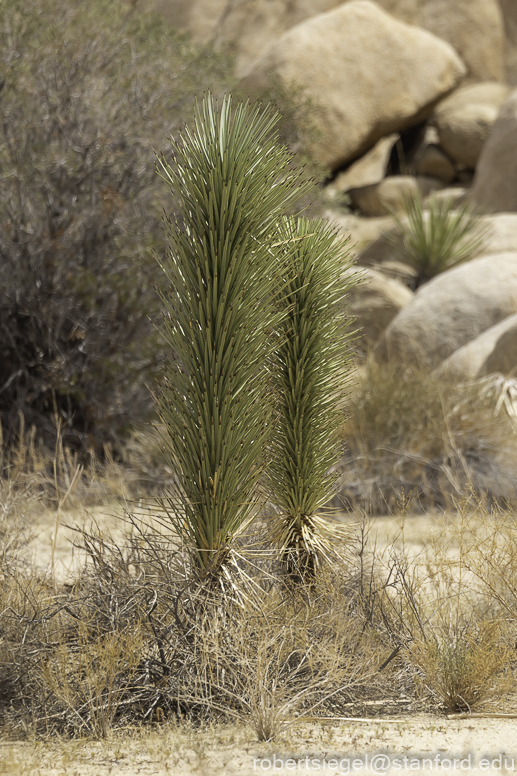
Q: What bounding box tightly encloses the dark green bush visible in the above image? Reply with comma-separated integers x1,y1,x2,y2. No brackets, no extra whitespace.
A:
0,0,232,454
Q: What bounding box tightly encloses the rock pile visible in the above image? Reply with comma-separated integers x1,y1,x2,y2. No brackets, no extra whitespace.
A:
147,0,508,82
140,0,517,377
240,1,466,171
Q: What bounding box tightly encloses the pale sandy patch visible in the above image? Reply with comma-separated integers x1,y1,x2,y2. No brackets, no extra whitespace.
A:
26,500,173,583
2,716,517,775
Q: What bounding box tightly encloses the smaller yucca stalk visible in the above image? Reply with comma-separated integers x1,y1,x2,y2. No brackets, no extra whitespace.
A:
267,217,358,585
392,194,489,287
154,94,305,582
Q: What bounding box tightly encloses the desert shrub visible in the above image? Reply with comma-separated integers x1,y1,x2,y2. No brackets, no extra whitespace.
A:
0,516,155,734
409,618,512,713
4,487,516,735
411,624,511,713
0,0,232,455
338,359,517,513
0,507,388,737
391,194,489,287
349,512,515,714
445,496,517,622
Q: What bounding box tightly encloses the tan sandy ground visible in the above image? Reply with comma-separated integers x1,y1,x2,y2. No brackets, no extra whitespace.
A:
7,507,516,775
27,500,167,583
2,715,517,775
28,505,462,584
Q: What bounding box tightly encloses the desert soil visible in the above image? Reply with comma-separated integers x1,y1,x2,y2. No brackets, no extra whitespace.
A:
2,715,517,775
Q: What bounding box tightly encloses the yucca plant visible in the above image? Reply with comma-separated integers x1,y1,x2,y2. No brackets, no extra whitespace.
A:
154,94,306,581
392,194,489,287
267,217,358,585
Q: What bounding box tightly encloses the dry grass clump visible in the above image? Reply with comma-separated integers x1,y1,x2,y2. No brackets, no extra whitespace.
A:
338,358,517,513
0,479,34,573
410,621,512,713
0,417,175,515
163,572,383,741
0,582,151,736
40,621,148,738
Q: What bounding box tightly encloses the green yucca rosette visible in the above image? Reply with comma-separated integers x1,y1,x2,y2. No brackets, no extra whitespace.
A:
267,216,359,584
154,94,308,578
391,194,489,287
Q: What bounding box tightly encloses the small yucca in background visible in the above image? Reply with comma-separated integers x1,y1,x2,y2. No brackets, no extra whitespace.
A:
392,194,489,287
267,217,358,584
155,94,306,581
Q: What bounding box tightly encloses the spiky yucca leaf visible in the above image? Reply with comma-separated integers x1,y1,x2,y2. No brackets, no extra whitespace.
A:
392,194,489,287
155,94,307,576
267,217,358,583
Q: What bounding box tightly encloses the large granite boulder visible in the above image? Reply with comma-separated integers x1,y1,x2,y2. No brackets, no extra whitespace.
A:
433,82,511,169
374,252,517,367
240,1,466,171
439,313,517,380
470,89,517,213
143,0,505,83
148,0,340,76
374,0,505,83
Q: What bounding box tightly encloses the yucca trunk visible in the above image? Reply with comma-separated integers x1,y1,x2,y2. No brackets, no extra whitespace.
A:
268,217,357,585
154,95,305,579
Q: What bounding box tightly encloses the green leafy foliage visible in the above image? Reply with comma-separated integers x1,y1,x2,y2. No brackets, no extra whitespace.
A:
267,219,357,582
0,0,231,454
155,94,307,575
392,194,489,287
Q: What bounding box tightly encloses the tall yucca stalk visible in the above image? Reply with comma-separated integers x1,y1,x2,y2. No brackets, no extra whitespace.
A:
267,217,357,585
155,94,305,579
